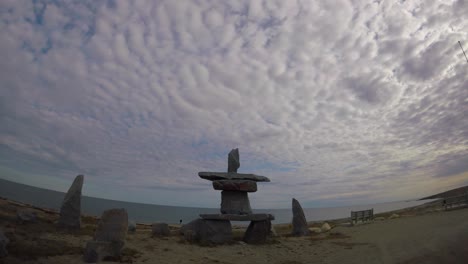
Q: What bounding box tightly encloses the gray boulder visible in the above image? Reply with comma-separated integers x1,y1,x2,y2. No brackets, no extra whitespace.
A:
17,209,38,224
0,231,9,257
58,175,84,229
291,198,310,236
228,148,240,172
84,208,128,263
151,223,170,237
243,220,271,244
180,219,232,244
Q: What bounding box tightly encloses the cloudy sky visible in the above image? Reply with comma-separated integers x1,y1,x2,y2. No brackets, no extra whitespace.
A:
1,0,467,209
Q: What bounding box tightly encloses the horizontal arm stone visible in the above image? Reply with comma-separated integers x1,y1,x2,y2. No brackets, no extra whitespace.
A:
198,172,270,182
213,180,257,192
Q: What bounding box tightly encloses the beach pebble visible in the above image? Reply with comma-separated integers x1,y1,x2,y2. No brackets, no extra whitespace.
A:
0,231,9,257
58,175,84,230
128,220,136,232
308,227,322,233
152,223,170,237
389,214,399,219
321,222,331,232
16,209,38,224
291,198,310,236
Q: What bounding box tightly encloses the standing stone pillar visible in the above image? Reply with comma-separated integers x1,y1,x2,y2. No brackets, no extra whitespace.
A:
58,175,84,229
291,198,310,236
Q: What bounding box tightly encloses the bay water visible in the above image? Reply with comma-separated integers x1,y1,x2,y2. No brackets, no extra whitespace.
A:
0,178,433,224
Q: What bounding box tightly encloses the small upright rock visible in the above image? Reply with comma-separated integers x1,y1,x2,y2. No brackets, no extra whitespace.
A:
228,148,240,172
58,175,84,229
84,208,128,263
0,230,9,257
128,220,136,233
291,198,310,236
151,223,170,237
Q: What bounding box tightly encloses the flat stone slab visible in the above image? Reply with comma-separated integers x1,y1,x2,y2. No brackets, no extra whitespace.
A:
213,180,257,192
199,172,270,182
200,213,275,221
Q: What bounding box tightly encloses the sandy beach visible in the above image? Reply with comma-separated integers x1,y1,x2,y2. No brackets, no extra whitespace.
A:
0,198,467,264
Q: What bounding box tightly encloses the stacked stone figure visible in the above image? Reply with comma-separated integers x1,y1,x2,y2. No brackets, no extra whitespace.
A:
187,148,274,244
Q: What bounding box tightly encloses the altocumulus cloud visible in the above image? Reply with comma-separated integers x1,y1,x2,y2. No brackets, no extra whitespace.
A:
0,0,467,208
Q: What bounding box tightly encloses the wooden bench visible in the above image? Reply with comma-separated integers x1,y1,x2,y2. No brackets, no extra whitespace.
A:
443,194,468,210
351,209,373,225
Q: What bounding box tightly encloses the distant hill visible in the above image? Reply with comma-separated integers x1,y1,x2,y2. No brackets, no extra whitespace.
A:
420,185,468,200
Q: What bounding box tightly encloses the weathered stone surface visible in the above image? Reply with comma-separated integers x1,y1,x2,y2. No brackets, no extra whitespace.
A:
213,180,257,192
243,220,271,244
321,222,331,232
221,191,252,214
291,198,310,236
199,172,270,182
180,219,232,244
200,213,275,221
151,223,170,237
0,231,9,257
58,175,84,229
228,148,240,172
94,208,128,242
128,220,136,232
16,209,37,224
83,240,124,263
84,209,128,262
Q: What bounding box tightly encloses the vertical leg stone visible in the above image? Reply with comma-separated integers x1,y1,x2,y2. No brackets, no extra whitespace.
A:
243,220,271,244
220,191,252,214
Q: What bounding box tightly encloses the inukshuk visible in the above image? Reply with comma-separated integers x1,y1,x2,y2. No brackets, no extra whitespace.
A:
198,148,274,244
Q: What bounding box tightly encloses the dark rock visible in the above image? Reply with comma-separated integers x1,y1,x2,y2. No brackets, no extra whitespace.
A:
213,180,257,192
94,208,128,242
200,213,274,221
291,198,310,236
0,231,9,257
198,172,270,182
83,240,124,263
228,148,240,172
151,223,170,237
58,175,84,229
243,220,271,244
16,209,37,224
180,219,232,244
84,208,128,262
220,191,252,214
